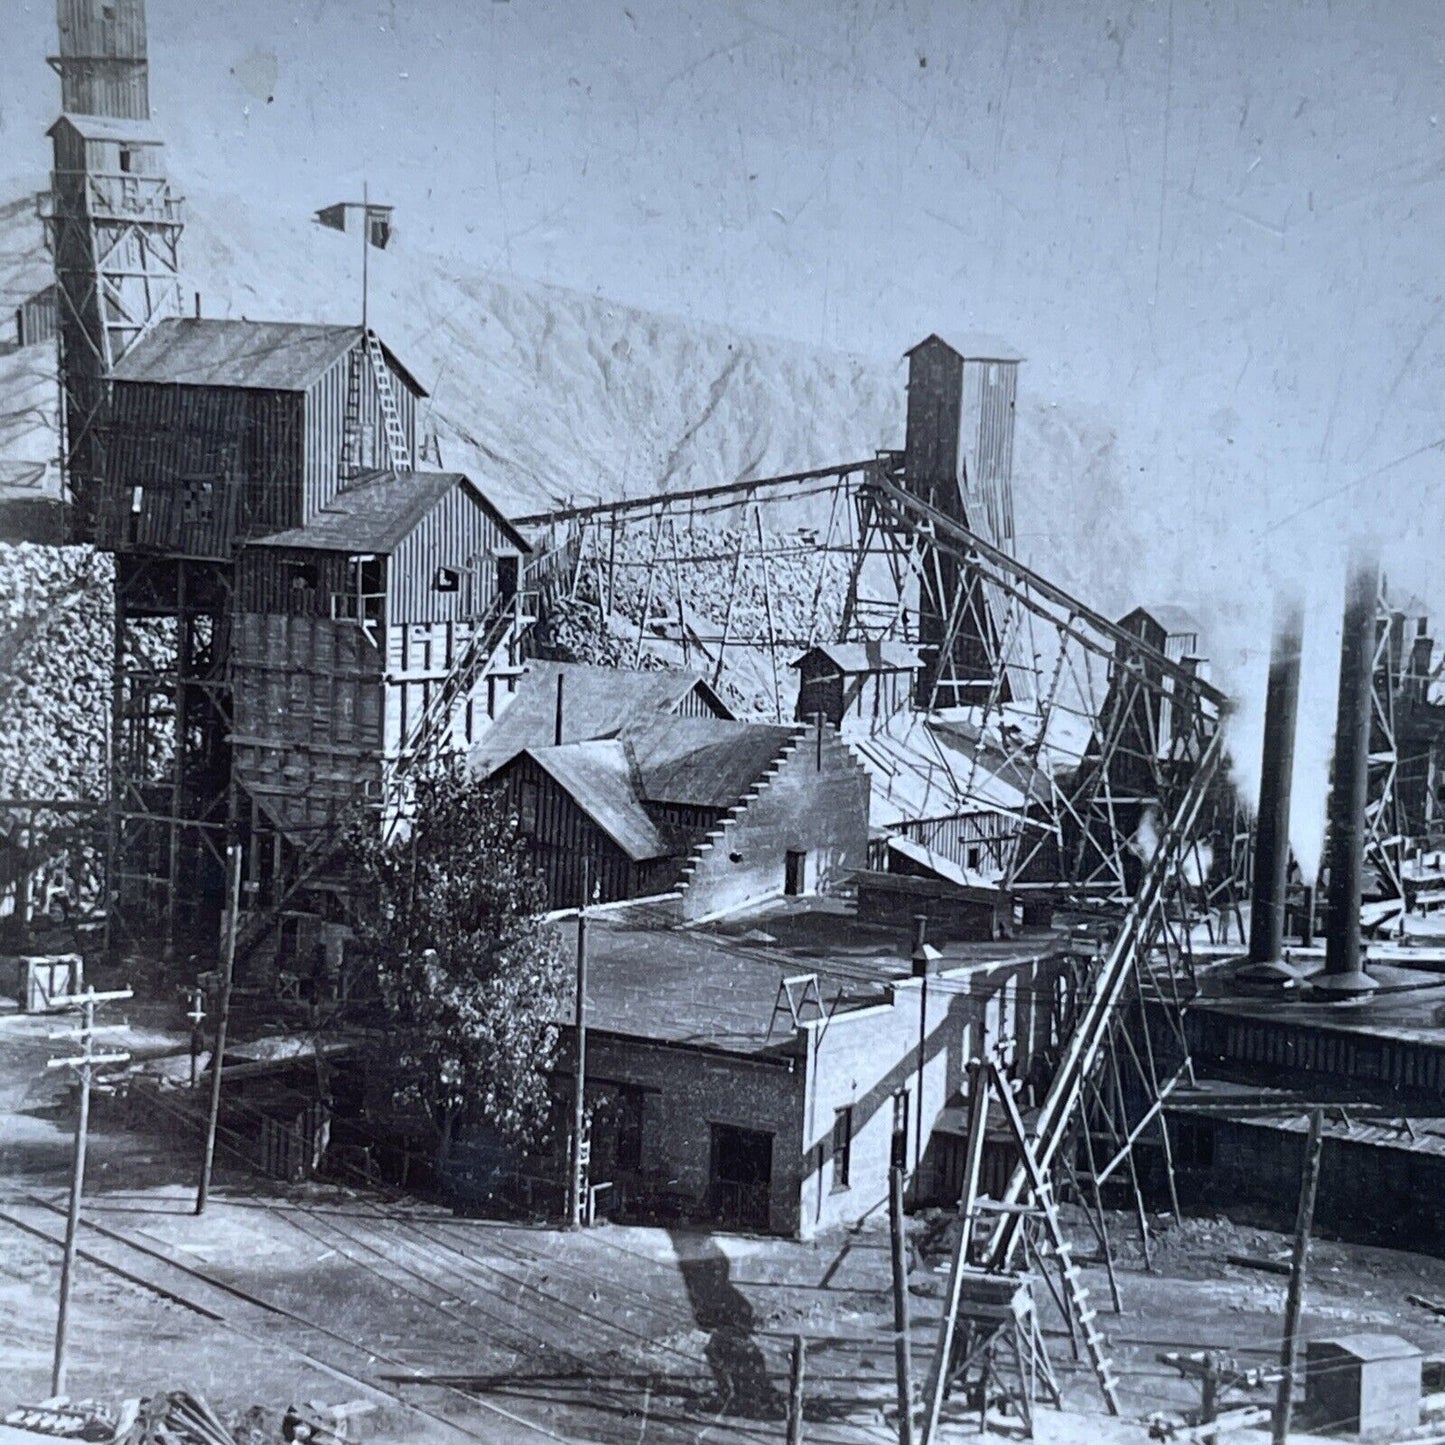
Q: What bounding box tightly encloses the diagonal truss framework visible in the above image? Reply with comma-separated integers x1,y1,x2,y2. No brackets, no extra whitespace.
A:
522,451,1244,1428
521,453,1239,911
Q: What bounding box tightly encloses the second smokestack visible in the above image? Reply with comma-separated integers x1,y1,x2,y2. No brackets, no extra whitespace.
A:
1318,539,1380,994
1248,589,1304,967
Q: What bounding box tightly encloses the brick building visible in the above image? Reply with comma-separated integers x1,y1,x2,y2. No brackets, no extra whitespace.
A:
547,895,1072,1237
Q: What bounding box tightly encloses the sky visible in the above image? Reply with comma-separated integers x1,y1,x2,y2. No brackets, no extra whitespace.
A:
3,0,1443,844
4,0,1444,563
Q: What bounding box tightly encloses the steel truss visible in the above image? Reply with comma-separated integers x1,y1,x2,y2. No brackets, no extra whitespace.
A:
522,453,1239,1432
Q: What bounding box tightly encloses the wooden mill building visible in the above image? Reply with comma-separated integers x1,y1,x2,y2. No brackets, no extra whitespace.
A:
96,314,528,957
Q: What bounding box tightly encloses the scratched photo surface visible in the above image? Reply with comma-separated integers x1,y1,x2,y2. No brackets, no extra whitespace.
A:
1,4,1443,1443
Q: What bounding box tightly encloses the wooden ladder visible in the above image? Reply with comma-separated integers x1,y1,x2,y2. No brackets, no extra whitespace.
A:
340,345,364,485
364,328,412,472
988,1063,1122,1416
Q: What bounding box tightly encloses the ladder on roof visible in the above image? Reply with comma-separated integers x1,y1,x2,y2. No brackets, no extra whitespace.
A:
340,345,365,486
365,328,412,473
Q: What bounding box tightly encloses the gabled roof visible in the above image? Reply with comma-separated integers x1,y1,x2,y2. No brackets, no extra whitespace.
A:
1120,602,1201,640
521,742,669,862
792,641,922,675
470,661,734,777
252,470,529,556
905,332,1025,363
112,318,427,397
628,715,798,810
48,114,163,145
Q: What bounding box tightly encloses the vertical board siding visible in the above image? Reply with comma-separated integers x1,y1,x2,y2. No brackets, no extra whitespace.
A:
103,382,302,556
496,752,643,908
303,340,421,521
961,358,1018,551
390,483,516,624
305,353,346,517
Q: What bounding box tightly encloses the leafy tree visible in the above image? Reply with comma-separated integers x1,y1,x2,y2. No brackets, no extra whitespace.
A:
345,758,566,1172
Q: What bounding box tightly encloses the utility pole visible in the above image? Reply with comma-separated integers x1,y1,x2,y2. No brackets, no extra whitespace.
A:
1273,1108,1326,1445
568,858,590,1229
185,985,205,1089
196,842,242,1216
47,985,133,1396
786,1334,806,1445
889,1165,917,1445
911,916,939,1175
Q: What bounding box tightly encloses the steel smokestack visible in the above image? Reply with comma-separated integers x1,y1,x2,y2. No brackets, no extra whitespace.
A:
1248,590,1304,967
1318,539,1380,994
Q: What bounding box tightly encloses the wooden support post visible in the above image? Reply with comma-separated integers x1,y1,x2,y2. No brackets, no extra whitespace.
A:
889,1165,917,1445
47,985,132,1395
920,1062,988,1444
568,860,590,1230
755,506,784,721
1273,1107,1325,1445
787,1333,806,1445
196,842,241,1215
1200,1351,1219,1445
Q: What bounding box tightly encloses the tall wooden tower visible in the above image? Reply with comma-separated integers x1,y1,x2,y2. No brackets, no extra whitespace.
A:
902,334,1021,710
43,0,183,538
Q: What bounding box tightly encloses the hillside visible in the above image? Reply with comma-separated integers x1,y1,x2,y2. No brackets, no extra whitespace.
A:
0,176,1189,822
0,179,1148,604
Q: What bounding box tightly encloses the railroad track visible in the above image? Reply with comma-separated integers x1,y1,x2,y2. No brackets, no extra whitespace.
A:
0,1195,583,1445
0,1195,899,1444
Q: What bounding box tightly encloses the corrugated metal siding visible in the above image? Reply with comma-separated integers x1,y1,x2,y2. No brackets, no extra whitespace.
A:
389,482,517,625
102,382,302,556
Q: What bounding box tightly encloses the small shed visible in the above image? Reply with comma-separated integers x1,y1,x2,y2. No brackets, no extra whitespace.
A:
48,113,166,182
1305,1333,1420,1435
792,642,921,728
1117,604,1203,664
316,202,394,250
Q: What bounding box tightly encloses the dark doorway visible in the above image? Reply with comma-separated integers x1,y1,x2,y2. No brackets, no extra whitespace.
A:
784,849,806,897
709,1123,773,1231
497,554,519,604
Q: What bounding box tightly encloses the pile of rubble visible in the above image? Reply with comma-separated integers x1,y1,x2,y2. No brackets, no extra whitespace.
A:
2,1393,373,1445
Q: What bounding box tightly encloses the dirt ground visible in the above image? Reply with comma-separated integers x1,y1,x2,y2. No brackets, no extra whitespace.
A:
4,998,1445,1444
